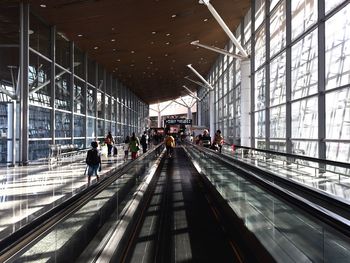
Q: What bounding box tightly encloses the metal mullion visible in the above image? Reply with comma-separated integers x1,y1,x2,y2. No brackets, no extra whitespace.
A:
286,0,292,155
265,0,270,150
51,26,56,145
102,69,107,133
318,0,326,162
84,53,88,147
70,42,74,144
20,2,29,165
250,0,255,148
94,62,98,138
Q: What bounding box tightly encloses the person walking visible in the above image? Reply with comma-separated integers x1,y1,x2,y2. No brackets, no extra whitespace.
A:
85,141,101,186
105,131,114,156
140,131,148,153
123,135,130,161
129,132,140,160
213,129,224,153
164,133,175,158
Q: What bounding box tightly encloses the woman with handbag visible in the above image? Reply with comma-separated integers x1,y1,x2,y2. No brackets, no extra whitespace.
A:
129,132,140,160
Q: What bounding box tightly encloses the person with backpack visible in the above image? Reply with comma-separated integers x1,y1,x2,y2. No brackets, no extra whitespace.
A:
140,131,148,153
86,141,101,186
164,133,175,158
129,132,140,160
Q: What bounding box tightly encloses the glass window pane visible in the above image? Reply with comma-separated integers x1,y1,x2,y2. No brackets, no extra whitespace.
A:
74,115,84,137
291,0,318,40
291,30,318,100
244,9,251,44
255,26,266,70
55,111,71,138
30,13,50,57
325,4,350,90
255,68,266,110
87,59,96,85
55,68,71,110
255,110,265,138
270,52,286,106
292,96,318,139
270,105,286,138
325,0,348,14
255,0,265,29
97,91,103,119
29,141,50,161
29,106,51,138
0,4,19,44
74,47,85,79
326,142,350,163
292,140,318,157
270,1,286,57
87,117,95,138
28,52,51,107
326,88,350,140
87,86,95,117
97,119,104,137
56,32,70,68
74,78,85,114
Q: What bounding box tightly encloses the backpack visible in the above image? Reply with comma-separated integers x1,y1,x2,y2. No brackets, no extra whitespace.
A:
86,149,100,165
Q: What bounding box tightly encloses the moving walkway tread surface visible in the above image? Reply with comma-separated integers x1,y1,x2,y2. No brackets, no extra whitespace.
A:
123,147,244,263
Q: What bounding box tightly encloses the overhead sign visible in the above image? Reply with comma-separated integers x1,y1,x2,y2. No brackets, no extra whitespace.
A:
164,119,192,125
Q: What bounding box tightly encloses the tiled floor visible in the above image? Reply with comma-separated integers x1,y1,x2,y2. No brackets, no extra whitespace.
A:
0,152,128,243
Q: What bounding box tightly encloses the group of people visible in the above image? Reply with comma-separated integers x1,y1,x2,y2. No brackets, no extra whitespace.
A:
196,129,224,153
86,129,224,185
85,131,158,185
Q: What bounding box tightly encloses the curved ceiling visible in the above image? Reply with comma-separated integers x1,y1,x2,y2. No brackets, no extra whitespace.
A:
30,0,250,104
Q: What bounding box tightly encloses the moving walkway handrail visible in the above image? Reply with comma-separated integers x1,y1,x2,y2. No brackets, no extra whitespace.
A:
186,143,350,238
227,144,350,170
0,143,163,262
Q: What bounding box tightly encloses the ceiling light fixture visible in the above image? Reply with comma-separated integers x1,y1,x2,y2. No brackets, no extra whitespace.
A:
166,42,170,45
165,54,168,56
94,46,99,50
166,33,171,36
77,34,83,37
203,18,208,22
131,50,135,53
152,31,157,34
113,48,116,51
40,4,46,8
111,39,116,42
171,14,177,18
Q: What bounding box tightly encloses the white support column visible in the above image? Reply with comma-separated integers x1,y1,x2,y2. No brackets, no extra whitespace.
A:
197,101,202,126
240,59,251,147
209,89,215,140
187,107,192,119
157,111,162,128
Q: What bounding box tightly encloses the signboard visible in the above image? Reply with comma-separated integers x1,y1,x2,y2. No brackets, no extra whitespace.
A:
164,119,192,125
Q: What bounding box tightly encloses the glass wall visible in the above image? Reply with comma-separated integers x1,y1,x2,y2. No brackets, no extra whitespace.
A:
198,0,350,162
0,4,149,164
